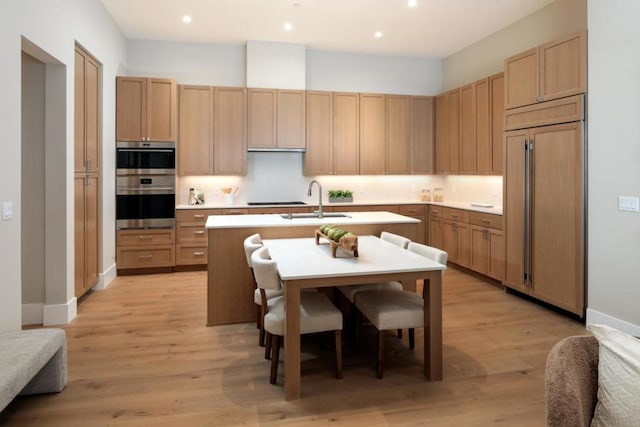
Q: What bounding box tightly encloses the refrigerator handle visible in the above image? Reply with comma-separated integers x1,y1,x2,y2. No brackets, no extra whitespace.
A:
523,138,530,286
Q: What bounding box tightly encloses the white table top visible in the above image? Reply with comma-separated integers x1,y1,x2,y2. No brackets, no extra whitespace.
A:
205,211,420,229
262,235,446,281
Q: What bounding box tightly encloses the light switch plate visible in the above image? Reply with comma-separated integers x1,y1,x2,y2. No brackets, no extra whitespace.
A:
618,196,640,212
2,201,13,220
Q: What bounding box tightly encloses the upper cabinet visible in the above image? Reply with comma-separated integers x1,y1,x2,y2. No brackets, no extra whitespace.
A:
178,85,214,176
359,93,386,174
247,88,305,150
434,89,460,174
385,95,411,175
411,96,435,175
475,73,504,175
304,91,333,175
459,84,475,175
214,87,247,175
116,77,177,142
332,92,360,175
505,31,586,110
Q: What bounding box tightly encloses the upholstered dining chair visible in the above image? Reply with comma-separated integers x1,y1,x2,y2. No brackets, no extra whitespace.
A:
251,246,344,384
243,233,280,347
354,241,447,378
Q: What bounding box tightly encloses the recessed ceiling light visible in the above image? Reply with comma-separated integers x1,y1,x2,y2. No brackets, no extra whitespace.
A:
408,0,417,7
284,22,293,31
374,31,383,38
182,15,192,23
292,2,301,7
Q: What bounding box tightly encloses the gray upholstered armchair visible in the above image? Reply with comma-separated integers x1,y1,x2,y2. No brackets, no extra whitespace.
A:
545,335,599,427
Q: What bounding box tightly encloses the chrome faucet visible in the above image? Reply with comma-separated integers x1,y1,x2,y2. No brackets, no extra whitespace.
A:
307,180,323,218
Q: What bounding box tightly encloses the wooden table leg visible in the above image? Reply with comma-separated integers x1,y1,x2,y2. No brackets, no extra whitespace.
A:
284,281,301,400
423,271,443,381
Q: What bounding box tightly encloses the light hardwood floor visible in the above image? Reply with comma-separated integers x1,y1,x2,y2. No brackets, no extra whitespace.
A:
0,267,586,426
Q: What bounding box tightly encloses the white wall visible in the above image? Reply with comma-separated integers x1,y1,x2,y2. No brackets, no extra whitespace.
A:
0,0,126,330
442,0,587,90
586,0,640,335
246,41,306,90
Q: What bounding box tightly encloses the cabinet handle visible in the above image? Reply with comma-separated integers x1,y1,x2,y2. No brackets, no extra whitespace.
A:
482,219,491,224
85,174,92,186
193,214,205,219
226,210,243,215
194,230,205,235
431,210,439,215
138,235,153,240
451,214,458,218
139,254,153,259
193,251,205,256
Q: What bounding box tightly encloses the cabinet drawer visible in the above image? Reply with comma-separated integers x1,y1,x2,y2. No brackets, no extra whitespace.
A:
117,229,175,246
176,224,207,243
222,208,249,215
250,207,311,214
176,209,222,224
468,211,503,230
176,244,208,265
428,206,443,218
399,204,426,216
117,245,175,269
442,207,470,223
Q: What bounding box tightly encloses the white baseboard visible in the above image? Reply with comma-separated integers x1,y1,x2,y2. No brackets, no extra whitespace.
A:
586,308,640,337
92,262,117,290
22,303,44,325
43,297,77,326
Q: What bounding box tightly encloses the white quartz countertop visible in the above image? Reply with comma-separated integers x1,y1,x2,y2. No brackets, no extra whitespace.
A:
205,211,420,229
179,200,502,215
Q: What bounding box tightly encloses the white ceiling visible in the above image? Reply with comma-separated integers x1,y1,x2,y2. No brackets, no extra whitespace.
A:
99,0,555,58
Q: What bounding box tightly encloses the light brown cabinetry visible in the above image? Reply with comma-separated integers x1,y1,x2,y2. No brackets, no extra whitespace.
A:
469,212,504,281
505,31,586,110
116,77,177,142
434,89,460,174
489,73,504,175
74,46,100,298
459,84,475,174
178,86,214,175
175,209,221,267
360,93,386,174
333,92,360,175
428,206,444,250
398,204,426,244
411,96,435,174
214,87,247,175
304,91,333,175
247,89,306,150
441,207,470,268
386,95,411,174
116,229,175,269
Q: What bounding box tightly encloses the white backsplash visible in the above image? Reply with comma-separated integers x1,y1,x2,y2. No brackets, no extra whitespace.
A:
177,153,502,207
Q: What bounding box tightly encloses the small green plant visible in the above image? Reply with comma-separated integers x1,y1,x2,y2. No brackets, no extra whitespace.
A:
328,189,353,198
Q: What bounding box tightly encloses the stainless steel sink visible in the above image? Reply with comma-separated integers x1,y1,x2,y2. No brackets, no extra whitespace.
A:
280,213,351,220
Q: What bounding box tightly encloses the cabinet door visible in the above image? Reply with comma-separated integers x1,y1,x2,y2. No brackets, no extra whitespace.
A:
116,77,146,141
489,73,504,175
214,87,247,175
74,49,85,173
74,177,86,297
504,48,539,110
459,84,475,174
359,93,386,174
74,174,99,296
411,96,434,174
448,89,461,173
428,217,443,250
529,122,584,315
304,91,333,175
442,220,457,263
455,221,471,268
247,88,276,149
147,78,177,141
469,226,489,275
179,86,214,175
488,229,505,281
474,78,491,175
434,93,449,174
85,56,99,173
333,92,359,175
539,31,587,103
385,95,411,174
277,90,306,149
503,129,529,293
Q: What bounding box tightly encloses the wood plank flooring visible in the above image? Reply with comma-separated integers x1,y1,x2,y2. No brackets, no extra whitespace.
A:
0,266,587,426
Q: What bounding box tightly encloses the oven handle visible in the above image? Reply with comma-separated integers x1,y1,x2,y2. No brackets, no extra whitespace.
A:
117,188,175,195
117,148,175,153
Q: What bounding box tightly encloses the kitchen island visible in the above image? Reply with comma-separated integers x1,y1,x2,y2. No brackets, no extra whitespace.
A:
205,211,420,325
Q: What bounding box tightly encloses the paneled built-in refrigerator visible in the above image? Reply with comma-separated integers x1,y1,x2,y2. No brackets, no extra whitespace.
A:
503,95,585,316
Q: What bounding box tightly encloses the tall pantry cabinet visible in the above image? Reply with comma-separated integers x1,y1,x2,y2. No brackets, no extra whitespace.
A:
74,46,100,297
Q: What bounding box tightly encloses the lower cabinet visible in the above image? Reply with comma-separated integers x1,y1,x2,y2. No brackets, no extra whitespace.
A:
116,229,175,269
398,204,426,244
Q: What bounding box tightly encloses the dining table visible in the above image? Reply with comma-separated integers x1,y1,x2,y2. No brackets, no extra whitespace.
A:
262,234,447,400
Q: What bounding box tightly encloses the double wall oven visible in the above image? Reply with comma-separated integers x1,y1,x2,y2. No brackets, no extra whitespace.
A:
116,141,175,229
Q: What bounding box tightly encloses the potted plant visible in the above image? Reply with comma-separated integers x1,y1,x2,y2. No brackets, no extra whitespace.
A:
328,189,353,203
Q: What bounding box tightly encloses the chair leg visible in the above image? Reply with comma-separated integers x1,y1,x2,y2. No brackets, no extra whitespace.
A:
409,328,415,350
335,330,343,380
255,304,261,329
270,335,280,385
265,332,272,360
258,305,267,347
397,329,403,339
259,326,266,347
377,330,384,379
